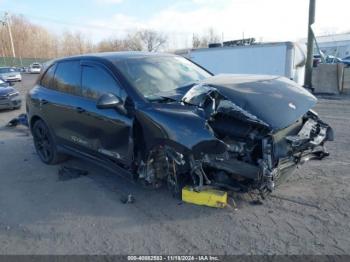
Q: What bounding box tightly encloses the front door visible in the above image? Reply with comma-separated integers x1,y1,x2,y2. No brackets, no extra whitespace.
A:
74,62,133,164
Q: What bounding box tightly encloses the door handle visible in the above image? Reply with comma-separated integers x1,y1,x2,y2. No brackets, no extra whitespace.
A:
76,107,86,113
39,99,48,105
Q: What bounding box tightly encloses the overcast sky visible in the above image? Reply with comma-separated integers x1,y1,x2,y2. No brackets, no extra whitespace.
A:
1,0,349,49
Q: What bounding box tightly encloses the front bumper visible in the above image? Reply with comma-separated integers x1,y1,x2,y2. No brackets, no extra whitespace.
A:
0,96,22,109
4,76,22,82
260,116,333,191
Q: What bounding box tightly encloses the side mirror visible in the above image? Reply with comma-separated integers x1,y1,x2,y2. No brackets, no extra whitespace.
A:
9,82,15,87
96,93,123,110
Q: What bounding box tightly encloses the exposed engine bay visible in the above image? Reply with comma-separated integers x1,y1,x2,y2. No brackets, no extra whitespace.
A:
135,75,334,198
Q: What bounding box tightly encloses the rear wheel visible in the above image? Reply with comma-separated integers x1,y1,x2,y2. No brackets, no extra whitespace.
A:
32,119,67,164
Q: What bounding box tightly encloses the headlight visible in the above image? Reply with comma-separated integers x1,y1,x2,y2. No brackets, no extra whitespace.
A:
8,91,19,97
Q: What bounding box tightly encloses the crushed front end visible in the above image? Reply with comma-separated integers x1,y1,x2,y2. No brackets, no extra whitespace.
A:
179,81,334,196
135,75,334,198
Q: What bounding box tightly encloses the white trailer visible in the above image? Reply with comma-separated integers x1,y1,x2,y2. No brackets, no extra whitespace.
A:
176,42,306,85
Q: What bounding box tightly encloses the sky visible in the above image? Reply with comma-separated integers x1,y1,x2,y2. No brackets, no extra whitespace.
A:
0,0,349,49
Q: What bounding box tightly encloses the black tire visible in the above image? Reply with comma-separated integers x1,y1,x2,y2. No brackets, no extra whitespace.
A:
32,119,67,165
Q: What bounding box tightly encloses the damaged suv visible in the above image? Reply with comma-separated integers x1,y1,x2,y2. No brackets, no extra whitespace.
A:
27,52,333,197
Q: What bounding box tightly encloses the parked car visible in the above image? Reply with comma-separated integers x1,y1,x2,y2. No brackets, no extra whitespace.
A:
341,56,350,67
18,67,27,73
0,67,22,82
26,52,333,197
325,55,343,64
29,63,42,74
0,78,21,110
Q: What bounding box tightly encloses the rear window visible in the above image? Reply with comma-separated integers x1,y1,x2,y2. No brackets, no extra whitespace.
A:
53,61,81,95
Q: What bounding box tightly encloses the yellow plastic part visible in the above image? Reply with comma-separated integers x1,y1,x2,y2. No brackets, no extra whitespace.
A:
182,186,227,208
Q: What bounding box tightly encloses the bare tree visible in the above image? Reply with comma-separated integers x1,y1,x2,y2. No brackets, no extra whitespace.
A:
192,28,221,49
97,38,127,52
137,29,167,52
0,13,188,62
124,32,143,51
192,34,202,48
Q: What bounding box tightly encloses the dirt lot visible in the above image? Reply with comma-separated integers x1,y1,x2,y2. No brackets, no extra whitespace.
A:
0,74,349,255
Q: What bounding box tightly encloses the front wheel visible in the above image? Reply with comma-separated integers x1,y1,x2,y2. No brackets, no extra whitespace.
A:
32,119,67,165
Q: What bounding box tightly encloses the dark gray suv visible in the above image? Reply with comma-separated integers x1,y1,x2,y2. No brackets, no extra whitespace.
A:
26,52,333,196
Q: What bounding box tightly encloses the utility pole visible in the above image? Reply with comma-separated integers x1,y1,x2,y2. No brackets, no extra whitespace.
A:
5,12,16,59
304,0,316,89
0,12,16,60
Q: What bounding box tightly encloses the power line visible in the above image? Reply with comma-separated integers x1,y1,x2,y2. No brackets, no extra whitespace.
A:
0,9,133,33
0,9,192,37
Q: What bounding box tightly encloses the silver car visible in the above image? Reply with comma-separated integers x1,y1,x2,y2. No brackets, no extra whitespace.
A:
29,63,42,74
0,78,21,110
0,67,22,82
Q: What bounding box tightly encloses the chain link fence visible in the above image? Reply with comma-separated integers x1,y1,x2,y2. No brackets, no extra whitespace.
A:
0,57,49,67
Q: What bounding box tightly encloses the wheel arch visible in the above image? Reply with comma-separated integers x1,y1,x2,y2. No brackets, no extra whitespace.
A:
29,115,43,132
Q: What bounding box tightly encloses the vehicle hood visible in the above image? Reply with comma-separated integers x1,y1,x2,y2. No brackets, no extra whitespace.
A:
157,74,317,130
0,86,16,96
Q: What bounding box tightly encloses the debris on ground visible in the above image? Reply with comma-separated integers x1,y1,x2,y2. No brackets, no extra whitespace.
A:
227,196,238,210
58,166,89,181
6,114,28,128
120,194,135,204
250,199,264,206
270,194,321,209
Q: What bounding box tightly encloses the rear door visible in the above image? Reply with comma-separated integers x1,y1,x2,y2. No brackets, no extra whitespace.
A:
38,60,83,147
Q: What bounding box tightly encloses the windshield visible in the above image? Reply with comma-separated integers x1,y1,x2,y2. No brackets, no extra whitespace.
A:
115,56,211,100
0,68,16,74
31,64,41,68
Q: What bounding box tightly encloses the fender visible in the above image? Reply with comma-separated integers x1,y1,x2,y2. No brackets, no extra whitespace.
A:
135,103,227,157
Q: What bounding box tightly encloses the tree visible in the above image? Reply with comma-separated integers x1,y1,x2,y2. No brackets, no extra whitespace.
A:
97,37,128,52
137,29,167,52
192,34,202,48
124,32,143,51
123,30,167,52
192,28,221,49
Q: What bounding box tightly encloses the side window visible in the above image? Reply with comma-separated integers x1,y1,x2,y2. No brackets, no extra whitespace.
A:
41,64,56,88
81,65,121,100
53,61,81,95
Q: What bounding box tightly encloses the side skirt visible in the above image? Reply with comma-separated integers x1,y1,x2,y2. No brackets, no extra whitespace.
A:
57,145,135,183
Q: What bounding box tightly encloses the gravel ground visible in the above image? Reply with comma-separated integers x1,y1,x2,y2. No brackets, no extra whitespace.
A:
0,74,349,255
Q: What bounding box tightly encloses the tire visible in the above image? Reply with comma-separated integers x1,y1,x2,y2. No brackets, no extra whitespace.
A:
32,119,67,165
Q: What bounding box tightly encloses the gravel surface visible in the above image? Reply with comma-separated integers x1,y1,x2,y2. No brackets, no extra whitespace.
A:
0,74,349,255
